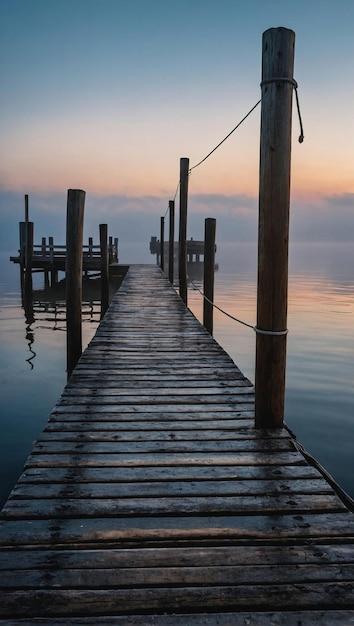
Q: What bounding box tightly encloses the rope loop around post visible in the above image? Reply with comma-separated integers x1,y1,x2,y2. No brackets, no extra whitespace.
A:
260,76,304,143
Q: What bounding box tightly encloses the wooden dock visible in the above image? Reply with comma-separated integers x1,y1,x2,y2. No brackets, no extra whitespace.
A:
1,265,354,623
10,235,119,288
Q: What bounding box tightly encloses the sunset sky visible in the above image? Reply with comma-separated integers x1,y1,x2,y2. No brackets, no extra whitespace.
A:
1,0,353,253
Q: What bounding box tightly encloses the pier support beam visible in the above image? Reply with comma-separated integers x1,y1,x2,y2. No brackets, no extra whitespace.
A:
179,157,189,305
66,189,85,379
255,27,295,428
160,216,165,272
168,200,175,284
203,218,216,335
100,223,109,319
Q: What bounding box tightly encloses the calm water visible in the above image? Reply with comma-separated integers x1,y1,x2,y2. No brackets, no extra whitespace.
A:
0,241,353,507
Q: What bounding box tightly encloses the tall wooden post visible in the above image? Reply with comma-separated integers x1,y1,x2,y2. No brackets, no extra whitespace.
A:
179,157,189,305
24,222,33,296
66,189,85,379
203,218,216,335
19,222,26,292
100,223,109,319
255,27,295,428
23,195,33,295
24,194,29,225
168,200,175,284
48,236,57,285
160,216,165,272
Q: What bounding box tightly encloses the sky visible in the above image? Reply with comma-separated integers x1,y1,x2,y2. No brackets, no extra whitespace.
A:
1,0,353,256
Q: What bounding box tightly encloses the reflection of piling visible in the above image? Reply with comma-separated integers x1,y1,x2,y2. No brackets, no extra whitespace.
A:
66,189,85,379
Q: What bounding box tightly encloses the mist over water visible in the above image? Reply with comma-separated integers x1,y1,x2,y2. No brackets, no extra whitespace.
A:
0,241,353,508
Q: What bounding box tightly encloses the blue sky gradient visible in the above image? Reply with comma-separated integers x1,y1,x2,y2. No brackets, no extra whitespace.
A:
1,0,353,249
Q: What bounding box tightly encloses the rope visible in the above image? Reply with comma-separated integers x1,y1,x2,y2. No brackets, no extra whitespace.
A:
188,100,261,173
173,180,180,201
162,79,303,229
285,424,354,513
260,76,304,143
191,282,288,336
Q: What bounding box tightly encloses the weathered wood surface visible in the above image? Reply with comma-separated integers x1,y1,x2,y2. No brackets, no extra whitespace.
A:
1,265,354,623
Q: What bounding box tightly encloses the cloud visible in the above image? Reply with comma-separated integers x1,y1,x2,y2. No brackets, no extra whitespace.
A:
1,189,353,255
290,193,354,242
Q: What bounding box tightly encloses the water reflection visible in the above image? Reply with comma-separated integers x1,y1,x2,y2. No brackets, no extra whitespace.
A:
188,242,354,499
22,292,36,368
19,279,104,369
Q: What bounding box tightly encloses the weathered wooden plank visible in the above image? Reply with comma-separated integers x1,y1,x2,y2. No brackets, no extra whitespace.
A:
2,563,354,589
35,429,290,442
58,393,255,405
43,419,257,431
1,512,354,548
1,493,347,519
65,372,249,394
1,582,354,617
1,611,354,625
2,543,354,570
23,451,308,468
64,380,252,390
50,409,255,419
73,364,244,375
51,403,254,413
33,437,294,455
8,478,333,500
18,464,322,484
30,439,293,455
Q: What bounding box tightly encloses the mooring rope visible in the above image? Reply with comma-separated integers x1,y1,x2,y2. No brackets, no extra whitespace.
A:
164,79,304,229
260,76,304,143
191,281,288,336
285,423,354,513
188,99,261,173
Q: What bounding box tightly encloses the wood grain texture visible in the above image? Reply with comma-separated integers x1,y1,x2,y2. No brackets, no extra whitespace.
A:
1,264,354,622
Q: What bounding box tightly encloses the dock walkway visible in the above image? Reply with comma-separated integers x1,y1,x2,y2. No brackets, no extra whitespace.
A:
1,265,354,623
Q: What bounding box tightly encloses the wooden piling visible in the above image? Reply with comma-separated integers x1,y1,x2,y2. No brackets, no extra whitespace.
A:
255,27,295,428
48,236,57,285
24,194,29,223
168,200,175,284
179,157,189,305
203,218,216,335
24,221,33,296
19,222,26,292
100,223,109,319
23,194,33,295
160,216,165,272
66,189,85,379
41,237,49,287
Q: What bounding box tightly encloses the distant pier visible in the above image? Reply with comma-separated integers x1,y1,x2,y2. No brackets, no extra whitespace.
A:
10,231,119,287
150,235,216,265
